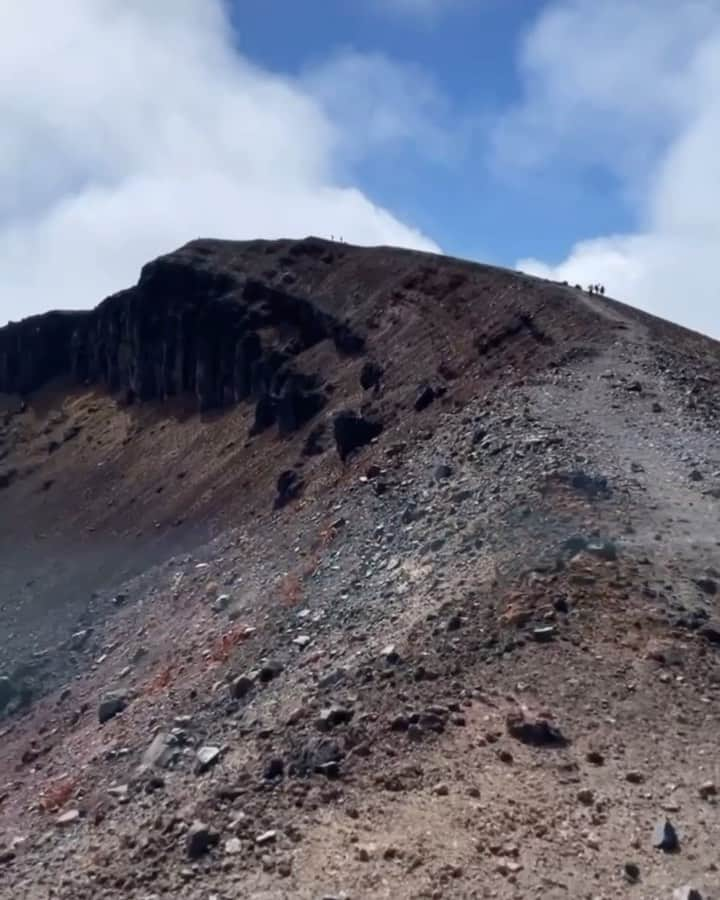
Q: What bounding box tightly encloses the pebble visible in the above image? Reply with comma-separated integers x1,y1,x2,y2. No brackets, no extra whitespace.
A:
264,757,285,780
194,746,221,775
356,843,376,861
258,661,283,683
624,862,640,883
699,781,716,800
316,706,354,731
56,810,81,827
229,675,254,699
381,644,400,664
213,593,232,611
277,859,293,877
653,819,679,853
186,821,217,859
98,692,127,724
673,888,703,900
532,626,556,643
255,830,277,846
224,837,243,855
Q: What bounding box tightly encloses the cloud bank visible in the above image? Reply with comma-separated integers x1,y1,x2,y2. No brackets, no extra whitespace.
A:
0,0,439,322
502,0,720,338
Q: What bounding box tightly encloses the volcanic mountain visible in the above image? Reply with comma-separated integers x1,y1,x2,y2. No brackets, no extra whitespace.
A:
1,237,719,899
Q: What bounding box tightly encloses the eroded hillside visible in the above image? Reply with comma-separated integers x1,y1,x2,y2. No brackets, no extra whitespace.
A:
1,239,719,899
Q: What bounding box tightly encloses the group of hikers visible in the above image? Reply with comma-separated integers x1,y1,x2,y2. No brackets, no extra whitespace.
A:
588,283,605,295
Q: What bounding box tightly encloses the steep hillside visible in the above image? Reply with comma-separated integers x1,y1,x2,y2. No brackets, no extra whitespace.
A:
1,238,720,899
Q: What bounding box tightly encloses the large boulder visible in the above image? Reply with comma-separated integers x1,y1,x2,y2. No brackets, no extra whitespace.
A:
274,469,304,509
333,411,383,462
0,675,18,714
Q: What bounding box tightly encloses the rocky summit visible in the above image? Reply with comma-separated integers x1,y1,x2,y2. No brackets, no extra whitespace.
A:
1,236,720,899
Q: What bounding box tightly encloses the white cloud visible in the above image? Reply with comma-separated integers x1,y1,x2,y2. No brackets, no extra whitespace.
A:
0,0,439,323
502,0,720,338
303,50,458,166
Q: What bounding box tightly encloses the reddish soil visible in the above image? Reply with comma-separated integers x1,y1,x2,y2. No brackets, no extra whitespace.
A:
1,238,719,899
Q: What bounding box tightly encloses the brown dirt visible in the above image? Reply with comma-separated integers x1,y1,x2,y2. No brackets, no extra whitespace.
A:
1,238,720,899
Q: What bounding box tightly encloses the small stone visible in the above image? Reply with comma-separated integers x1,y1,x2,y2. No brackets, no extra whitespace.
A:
689,469,704,482
626,771,645,784
586,750,604,766
496,859,522,876
229,675,254,699
144,774,165,793
255,830,277,846
186,821,218,859
194,746,221,775
98,692,127,724
673,887,703,900
264,757,285,780
360,360,384,390
414,385,437,412
653,819,679,852
68,629,92,650
577,788,594,805
585,538,618,561
140,732,176,771
224,837,243,855
532,626,555,643
107,784,130,803
356,843,376,861
316,706,354,731
277,859,293,877
213,593,232,611
506,711,567,746
699,781,717,800
624,862,640,883
694,577,717,595
258,661,283,683
381,644,400,664
433,783,449,796
292,635,311,648
56,809,81,827
446,613,463,631
699,621,720,644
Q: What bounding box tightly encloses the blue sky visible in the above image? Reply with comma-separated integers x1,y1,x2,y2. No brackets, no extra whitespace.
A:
1,1,719,336
229,0,630,265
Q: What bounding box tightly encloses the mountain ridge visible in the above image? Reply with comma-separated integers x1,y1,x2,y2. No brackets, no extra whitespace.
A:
1,238,720,899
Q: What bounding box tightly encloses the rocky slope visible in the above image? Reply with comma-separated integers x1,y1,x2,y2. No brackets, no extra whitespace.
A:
1,238,720,899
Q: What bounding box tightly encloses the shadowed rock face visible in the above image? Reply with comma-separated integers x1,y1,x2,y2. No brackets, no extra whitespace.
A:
0,311,88,396
0,242,364,429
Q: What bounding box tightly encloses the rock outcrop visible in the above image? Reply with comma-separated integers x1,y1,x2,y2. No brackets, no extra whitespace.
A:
0,240,364,437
